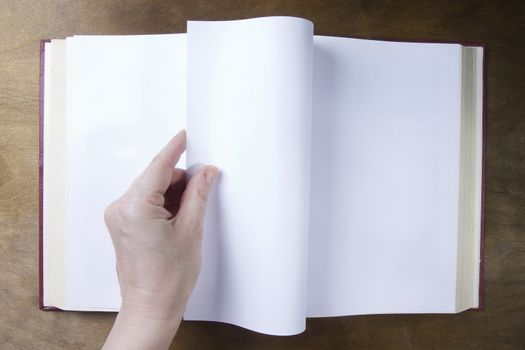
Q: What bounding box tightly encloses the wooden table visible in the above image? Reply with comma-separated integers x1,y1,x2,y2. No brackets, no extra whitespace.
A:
1,1,524,348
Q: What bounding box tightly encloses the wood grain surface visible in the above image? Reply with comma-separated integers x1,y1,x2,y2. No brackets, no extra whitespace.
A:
1,0,524,349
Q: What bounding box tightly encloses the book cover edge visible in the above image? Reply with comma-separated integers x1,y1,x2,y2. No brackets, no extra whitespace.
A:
476,42,487,311
39,38,53,311
465,42,486,312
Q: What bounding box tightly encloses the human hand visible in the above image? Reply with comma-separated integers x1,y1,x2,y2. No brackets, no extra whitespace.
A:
103,130,218,349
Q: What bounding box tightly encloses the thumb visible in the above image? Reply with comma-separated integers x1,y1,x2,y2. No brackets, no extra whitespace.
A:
176,165,219,232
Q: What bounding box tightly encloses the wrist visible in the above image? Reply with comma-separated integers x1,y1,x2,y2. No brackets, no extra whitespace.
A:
120,285,189,321
117,303,183,332
103,296,186,350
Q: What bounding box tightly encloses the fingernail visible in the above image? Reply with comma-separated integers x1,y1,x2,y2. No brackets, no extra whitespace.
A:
175,129,186,139
205,166,219,185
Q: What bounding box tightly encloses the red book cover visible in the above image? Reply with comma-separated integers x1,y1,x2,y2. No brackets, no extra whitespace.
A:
39,39,61,311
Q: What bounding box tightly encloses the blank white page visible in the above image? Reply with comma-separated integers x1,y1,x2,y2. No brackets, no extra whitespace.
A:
63,34,187,310
185,17,313,335
307,36,462,316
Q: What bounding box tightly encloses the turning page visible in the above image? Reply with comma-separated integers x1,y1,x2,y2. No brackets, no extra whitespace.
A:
184,17,313,335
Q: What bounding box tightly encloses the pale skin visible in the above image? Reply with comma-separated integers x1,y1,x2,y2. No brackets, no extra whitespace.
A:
102,130,218,350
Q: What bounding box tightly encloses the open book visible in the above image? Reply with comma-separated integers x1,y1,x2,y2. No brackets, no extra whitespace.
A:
40,16,485,336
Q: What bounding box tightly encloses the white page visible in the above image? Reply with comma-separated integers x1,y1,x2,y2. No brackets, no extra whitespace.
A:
184,17,313,335
307,36,462,316
63,34,187,310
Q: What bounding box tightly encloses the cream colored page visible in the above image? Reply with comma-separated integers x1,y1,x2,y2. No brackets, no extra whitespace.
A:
307,36,462,316
184,17,313,335
63,34,187,310
43,39,67,308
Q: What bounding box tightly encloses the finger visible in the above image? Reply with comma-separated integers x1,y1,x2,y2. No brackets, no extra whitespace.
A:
133,130,186,195
176,165,219,232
